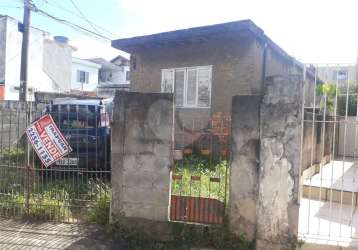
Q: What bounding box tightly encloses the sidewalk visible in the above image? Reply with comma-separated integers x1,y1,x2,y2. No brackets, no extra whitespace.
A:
0,218,117,250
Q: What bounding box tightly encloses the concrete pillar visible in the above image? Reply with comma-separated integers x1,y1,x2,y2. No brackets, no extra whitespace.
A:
256,75,303,249
111,91,174,222
229,95,260,240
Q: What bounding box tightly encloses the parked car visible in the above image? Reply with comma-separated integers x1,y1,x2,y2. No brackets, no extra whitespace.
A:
35,98,112,178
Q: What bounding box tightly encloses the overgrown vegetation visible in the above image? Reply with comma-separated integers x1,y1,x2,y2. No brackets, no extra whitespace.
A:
0,176,110,222
316,82,338,113
171,154,229,201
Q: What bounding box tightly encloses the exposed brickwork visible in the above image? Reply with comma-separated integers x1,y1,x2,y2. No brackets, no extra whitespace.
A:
210,112,231,144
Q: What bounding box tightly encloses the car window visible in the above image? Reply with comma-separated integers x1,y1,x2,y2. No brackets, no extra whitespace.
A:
47,104,102,129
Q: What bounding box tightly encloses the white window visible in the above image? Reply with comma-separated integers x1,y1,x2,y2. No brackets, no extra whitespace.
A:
161,66,212,108
77,70,89,83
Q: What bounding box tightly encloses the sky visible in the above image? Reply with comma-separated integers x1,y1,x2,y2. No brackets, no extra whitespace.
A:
1,0,358,63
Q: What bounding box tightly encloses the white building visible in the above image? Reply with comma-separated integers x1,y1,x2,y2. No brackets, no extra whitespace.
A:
0,15,73,100
71,56,130,97
71,57,101,91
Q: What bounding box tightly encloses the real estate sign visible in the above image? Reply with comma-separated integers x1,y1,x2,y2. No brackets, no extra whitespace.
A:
26,114,72,167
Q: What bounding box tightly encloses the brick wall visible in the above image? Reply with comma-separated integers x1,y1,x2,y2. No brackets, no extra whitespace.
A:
210,112,231,144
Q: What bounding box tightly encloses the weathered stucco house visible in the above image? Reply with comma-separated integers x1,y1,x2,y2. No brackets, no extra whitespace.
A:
112,20,312,149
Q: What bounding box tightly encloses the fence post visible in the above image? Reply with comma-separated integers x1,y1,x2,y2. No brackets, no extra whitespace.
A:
229,95,260,240
110,91,174,225
256,75,303,249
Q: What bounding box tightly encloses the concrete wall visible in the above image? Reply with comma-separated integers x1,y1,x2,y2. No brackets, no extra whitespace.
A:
229,75,303,249
110,76,303,248
256,75,302,249
111,91,173,222
229,95,260,240
43,39,72,91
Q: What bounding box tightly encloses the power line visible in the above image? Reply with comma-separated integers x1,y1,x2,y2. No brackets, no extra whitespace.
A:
19,0,112,40
69,0,101,35
43,0,119,39
32,6,112,41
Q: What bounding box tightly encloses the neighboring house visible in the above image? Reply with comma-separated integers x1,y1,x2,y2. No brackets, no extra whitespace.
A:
110,54,130,85
316,65,357,87
88,56,130,97
71,57,101,92
112,19,316,143
0,15,73,100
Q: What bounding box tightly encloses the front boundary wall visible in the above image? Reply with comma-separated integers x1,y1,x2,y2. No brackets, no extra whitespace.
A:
229,75,303,249
111,91,173,224
111,75,303,249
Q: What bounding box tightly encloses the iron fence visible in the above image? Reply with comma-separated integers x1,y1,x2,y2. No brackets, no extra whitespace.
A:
0,101,111,223
170,111,230,224
299,63,358,244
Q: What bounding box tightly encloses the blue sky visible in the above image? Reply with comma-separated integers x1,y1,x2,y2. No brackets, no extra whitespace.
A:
1,0,358,63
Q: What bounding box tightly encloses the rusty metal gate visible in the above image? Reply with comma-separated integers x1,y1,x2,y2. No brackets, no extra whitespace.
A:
170,111,230,224
0,100,111,223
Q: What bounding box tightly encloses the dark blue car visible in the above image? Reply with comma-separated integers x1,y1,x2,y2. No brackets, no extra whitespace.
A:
38,99,112,177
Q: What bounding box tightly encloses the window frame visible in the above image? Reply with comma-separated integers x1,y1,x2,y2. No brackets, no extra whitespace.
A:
161,65,212,109
77,70,89,84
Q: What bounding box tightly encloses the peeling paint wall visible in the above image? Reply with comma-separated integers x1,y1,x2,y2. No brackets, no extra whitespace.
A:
256,75,302,249
111,91,173,222
229,75,302,249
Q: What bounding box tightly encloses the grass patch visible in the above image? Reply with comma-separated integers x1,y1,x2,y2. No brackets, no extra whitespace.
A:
0,178,110,222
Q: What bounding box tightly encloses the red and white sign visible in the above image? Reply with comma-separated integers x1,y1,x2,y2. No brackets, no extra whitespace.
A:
26,114,72,167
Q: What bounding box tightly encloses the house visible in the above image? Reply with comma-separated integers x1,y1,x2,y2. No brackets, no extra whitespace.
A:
71,56,130,97
316,64,357,87
109,54,130,85
0,15,73,100
71,57,101,92
112,20,315,148
89,56,130,97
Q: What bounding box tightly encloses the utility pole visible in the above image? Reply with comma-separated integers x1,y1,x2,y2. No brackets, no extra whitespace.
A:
19,0,31,102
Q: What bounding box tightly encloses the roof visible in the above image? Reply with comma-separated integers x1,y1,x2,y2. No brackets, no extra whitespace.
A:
88,58,121,70
110,54,130,63
72,57,102,69
112,19,319,80
112,20,294,62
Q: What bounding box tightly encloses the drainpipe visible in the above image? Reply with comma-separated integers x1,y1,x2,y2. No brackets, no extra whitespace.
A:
260,42,268,94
